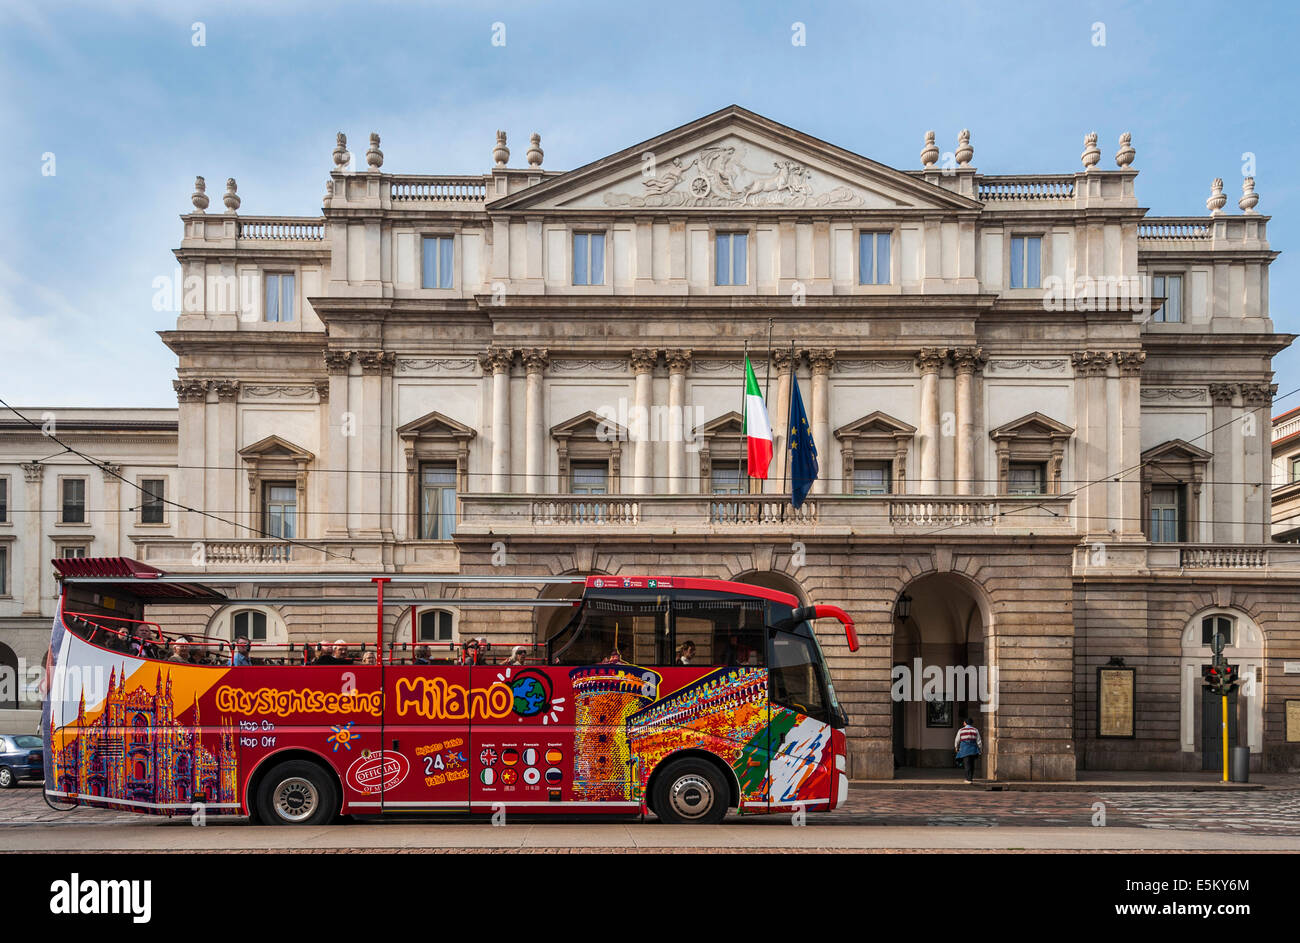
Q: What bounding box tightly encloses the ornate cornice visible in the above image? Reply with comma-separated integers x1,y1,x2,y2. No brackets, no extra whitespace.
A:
173,379,210,403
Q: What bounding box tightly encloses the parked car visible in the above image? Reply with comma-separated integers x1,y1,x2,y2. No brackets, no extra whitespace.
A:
0,735,44,787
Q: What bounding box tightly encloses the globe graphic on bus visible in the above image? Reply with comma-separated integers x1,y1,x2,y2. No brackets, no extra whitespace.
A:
511,672,550,717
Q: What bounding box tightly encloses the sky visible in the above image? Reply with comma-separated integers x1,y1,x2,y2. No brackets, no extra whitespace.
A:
1,0,1297,415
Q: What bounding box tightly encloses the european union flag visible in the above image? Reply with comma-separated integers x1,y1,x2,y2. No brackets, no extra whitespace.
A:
788,375,818,508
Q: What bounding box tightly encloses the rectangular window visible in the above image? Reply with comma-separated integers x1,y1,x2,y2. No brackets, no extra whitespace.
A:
419,610,455,643
1007,462,1045,496
1150,485,1182,543
419,463,457,540
573,232,606,285
0,477,7,523
570,463,608,495
61,478,86,524
264,273,295,323
140,478,165,524
715,232,747,286
1010,236,1042,289
422,236,454,289
263,482,297,539
858,232,891,285
710,464,746,495
1151,274,1183,323
0,546,7,596
852,460,892,495
234,610,267,642
1292,456,1300,483
61,545,88,559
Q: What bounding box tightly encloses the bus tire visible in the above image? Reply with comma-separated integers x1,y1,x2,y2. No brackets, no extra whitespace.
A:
651,757,729,825
254,760,339,826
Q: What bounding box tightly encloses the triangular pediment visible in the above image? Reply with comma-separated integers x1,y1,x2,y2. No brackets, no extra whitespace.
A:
490,105,981,214
550,410,628,439
396,410,476,441
835,410,917,439
238,434,314,461
695,410,745,436
1142,438,1212,464
989,412,1074,441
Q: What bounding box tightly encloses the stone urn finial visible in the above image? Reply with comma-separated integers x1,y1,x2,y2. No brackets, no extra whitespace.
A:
366,132,383,169
1207,177,1227,214
493,130,510,167
222,177,240,213
323,178,334,207
955,129,973,167
526,132,543,168
1114,132,1134,168
332,132,350,171
1239,176,1259,214
920,130,939,168
191,175,209,212
1081,132,1101,170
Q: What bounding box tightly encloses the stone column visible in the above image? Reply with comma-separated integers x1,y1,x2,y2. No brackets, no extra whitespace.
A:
952,347,986,496
20,463,43,615
213,380,239,538
917,348,946,496
1209,383,1237,543
323,351,353,536
1073,351,1112,537
666,349,691,494
808,349,835,494
522,348,549,494
172,379,209,540
768,348,794,495
100,463,122,557
356,350,396,538
1114,352,1146,537
1242,382,1275,544
481,348,514,493
1229,385,1246,543
630,348,658,495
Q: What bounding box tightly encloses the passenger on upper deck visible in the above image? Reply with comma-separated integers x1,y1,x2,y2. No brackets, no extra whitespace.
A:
229,636,252,666
506,646,527,666
313,640,352,665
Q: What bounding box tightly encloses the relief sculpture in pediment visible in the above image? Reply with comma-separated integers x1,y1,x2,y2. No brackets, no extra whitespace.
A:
604,144,865,209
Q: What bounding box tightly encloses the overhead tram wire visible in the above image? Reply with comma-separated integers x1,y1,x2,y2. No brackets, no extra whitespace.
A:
0,397,355,562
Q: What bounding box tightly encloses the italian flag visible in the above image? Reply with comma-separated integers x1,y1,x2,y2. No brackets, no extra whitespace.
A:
743,355,773,479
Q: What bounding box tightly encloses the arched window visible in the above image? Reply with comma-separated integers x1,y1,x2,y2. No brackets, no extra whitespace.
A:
232,610,267,642
208,606,288,648
418,609,456,644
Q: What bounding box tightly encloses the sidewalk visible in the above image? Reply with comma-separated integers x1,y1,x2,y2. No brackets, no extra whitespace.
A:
851,768,1299,792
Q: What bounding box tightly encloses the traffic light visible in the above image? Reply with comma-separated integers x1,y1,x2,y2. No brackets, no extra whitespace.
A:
1219,664,1238,692
1202,664,1239,694
1202,665,1222,690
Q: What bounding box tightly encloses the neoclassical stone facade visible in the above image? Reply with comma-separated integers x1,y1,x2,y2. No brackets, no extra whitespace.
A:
3,107,1297,775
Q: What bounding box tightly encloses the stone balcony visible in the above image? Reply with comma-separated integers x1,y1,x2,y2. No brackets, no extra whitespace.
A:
1073,542,1300,577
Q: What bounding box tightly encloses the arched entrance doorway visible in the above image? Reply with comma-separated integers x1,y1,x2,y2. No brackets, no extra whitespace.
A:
892,573,992,776
1180,608,1264,770
0,643,17,709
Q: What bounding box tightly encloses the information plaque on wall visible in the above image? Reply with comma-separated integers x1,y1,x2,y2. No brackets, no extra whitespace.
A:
1287,701,1300,743
1097,666,1136,738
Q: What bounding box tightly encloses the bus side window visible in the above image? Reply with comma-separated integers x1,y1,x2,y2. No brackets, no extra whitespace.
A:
671,599,767,667
551,598,666,666
769,633,827,718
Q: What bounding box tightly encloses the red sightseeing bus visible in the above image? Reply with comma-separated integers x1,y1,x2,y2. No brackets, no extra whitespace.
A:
43,558,856,825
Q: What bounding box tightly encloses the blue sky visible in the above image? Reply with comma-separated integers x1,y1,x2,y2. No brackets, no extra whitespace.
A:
1,0,1297,414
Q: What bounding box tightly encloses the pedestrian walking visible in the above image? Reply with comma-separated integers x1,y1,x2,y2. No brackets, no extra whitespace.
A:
954,716,982,783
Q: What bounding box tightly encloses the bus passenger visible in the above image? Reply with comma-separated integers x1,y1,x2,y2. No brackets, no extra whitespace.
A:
506,646,527,666
413,644,432,665
230,636,253,666
314,640,351,665
167,636,196,664
677,641,696,665
360,651,377,665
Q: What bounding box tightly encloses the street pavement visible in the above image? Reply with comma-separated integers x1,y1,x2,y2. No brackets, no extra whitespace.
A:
2,781,1298,851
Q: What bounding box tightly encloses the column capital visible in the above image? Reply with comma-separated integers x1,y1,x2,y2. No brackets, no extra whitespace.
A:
666,349,693,374
1209,382,1239,405
1241,382,1277,407
314,378,330,402
951,346,988,376
808,348,836,375
916,347,947,374
522,347,550,374
323,350,354,375
480,347,515,374
21,462,43,484
1113,350,1146,376
357,350,397,375
771,347,795,371
630,348,659,374
173,378,210,403
100,462,123,482
1071,350,1113,377
213,379,240,402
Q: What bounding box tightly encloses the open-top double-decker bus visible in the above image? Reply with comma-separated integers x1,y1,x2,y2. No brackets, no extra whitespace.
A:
43,558,856,825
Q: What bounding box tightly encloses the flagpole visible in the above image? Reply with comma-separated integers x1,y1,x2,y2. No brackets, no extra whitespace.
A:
783,340,795,518
738,339,748,494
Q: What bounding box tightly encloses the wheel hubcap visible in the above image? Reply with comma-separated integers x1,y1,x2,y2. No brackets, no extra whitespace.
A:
0,770,11,786
273,777,318,822
668,773,715,820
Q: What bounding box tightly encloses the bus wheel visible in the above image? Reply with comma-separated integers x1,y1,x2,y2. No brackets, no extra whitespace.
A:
255,761,339,826
652,758,728,825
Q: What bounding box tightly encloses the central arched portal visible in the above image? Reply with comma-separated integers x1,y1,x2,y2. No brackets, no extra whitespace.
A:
892,573,992,776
